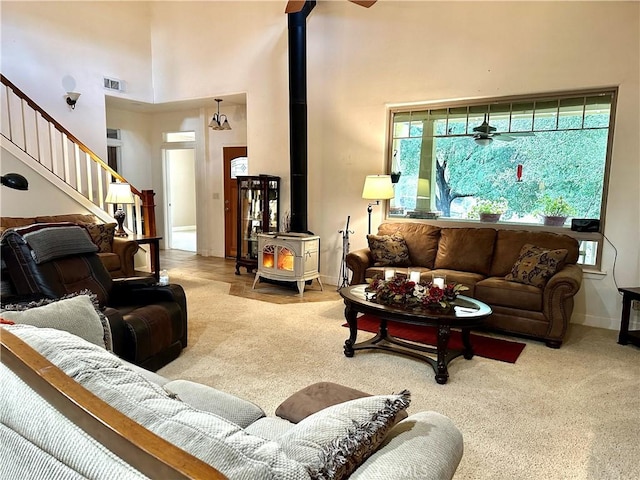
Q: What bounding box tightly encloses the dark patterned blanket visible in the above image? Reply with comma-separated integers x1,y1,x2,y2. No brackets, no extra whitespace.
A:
0,222,98,264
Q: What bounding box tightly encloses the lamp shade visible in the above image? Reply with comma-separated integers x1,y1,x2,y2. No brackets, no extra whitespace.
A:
105,182,135,205
362,175,395,200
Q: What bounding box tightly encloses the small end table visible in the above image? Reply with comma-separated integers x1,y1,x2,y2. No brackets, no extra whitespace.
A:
133,235,162,282
618,287,640,347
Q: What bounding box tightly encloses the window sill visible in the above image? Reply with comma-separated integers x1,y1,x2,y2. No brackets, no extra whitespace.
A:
582,268,607,278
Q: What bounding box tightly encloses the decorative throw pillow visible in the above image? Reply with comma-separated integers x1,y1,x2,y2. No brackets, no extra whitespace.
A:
505,244,568,288
278,391,411,480
0,291,112,351
367,232,411,267
276,382,372,424
83,223,117,253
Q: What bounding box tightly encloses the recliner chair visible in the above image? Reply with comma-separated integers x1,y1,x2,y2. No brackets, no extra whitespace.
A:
1,223,187,371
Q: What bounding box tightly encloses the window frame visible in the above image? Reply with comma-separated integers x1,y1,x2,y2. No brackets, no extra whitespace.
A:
384,87,619,271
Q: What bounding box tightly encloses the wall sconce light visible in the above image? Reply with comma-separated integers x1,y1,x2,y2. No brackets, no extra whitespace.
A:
209,98,231,130
362,174,395,235
1,173,29,190
65,92,81,109
105,182,135,237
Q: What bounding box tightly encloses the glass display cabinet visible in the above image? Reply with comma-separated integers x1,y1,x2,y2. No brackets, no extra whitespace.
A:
235,175,280,274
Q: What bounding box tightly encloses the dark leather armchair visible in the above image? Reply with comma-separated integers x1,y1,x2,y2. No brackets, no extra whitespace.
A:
1,225,187,371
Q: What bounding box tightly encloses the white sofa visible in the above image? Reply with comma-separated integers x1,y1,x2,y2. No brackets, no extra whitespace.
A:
1,302,464,479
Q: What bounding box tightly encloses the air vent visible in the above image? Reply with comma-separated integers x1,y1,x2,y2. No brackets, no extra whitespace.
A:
103,76,124,92
107,128,121,140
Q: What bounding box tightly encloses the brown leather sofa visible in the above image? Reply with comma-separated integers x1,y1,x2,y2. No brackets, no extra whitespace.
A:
0,214,137,278
346,222,583,348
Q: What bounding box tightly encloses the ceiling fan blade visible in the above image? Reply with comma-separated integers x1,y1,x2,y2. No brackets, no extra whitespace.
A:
494,135,516,142
349,0,378,7
505,132,535,137
285,1,306,13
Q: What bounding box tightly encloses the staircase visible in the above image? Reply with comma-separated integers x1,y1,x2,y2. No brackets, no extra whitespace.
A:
0,74,156,236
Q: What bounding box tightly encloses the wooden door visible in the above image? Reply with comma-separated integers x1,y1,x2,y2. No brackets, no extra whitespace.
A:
223,146,248,258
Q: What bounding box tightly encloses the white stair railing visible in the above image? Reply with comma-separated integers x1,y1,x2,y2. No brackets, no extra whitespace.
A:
1,74,153,236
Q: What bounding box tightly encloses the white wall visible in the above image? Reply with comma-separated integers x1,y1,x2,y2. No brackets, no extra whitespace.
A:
0,151,88,216
106,108,153,189
2,1,638,331
1,1,154,159
148,105,246,256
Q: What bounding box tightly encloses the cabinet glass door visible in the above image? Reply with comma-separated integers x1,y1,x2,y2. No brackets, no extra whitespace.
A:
236,175,280,274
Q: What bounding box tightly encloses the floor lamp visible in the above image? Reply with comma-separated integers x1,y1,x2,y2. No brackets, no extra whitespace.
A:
362,175,395,235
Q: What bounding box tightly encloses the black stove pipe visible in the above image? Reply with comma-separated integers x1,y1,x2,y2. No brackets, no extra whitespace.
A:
287,1,315,233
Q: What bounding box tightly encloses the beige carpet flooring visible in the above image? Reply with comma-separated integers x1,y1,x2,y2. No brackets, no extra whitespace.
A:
158,270,640,480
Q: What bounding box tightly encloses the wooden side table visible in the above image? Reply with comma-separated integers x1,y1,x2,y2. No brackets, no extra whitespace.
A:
617,287,640,347
133,235,162,282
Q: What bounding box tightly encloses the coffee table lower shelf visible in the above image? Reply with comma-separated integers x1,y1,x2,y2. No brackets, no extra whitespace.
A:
344,318,474,385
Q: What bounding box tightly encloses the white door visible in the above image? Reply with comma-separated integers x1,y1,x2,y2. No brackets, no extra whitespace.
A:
164,148,197,252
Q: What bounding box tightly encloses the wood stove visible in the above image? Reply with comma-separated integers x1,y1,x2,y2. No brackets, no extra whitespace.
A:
253,232,322,297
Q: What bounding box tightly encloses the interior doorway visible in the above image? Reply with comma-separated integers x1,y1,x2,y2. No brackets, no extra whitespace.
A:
164,147,197,252
223,146,248,258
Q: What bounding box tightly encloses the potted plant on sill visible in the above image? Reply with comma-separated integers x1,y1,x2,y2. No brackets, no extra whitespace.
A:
468,199,508,223
539,195,575,226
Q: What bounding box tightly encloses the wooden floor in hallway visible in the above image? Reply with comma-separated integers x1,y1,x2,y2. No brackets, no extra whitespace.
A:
159,249,341,304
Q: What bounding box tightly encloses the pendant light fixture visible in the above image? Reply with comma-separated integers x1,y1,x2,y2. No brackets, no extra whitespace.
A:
209,98,231,130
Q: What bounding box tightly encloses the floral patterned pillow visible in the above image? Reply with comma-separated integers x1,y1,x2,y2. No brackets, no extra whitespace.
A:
506,244,568,288
367,232,411,267
83,223,116,253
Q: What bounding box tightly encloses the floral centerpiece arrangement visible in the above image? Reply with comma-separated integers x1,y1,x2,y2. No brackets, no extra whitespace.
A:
366,274,469,311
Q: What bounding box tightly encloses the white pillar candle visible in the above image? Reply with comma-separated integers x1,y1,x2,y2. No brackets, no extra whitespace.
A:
384,269,395,281
409,271,421,283
433,277,445,289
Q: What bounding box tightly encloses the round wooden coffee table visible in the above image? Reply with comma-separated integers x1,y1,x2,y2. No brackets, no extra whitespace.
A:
339,284,492,384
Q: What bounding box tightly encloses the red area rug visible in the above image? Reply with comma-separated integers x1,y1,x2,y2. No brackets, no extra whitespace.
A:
344,314,526,363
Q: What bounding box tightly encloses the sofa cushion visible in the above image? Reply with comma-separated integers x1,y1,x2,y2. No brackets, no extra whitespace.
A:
489,230,579,277
84,223,116,253
97,252,122,272
6,324,311,479
35,214,98,225
0,216,37,233
428,269,486,297
163,379,265,428
279,391,411,480
0,293,112,350
475,277,542,311
246,417,296,441
367,232,410,267
505,244,568,288
378,223,441,268
435,228,497,276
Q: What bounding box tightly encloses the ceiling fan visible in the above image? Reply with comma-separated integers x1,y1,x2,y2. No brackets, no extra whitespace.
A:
285,0,377,14
472,115,534,146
